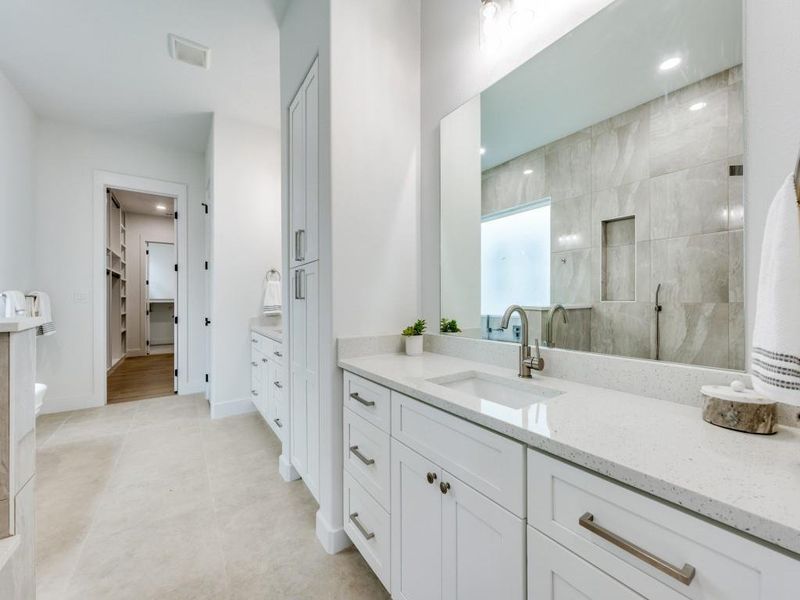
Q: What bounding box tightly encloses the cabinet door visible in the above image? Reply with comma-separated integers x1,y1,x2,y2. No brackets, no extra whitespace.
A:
289,264,319,501
391,440,443,600
528,527,645,600
442,471,525,600
288,58,318,266
250,351,265,416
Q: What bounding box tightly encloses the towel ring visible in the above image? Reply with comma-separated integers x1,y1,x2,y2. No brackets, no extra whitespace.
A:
266,268,281,282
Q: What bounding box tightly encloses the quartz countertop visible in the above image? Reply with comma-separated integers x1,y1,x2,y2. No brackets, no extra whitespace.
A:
250,316,282,343
338,351,800,556
0,317,45,333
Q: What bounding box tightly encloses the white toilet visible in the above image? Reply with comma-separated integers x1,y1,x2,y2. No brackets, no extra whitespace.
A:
35,383,47,416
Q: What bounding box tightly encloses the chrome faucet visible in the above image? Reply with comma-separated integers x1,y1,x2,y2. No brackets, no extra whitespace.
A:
545,304,568,347
499,304,544,378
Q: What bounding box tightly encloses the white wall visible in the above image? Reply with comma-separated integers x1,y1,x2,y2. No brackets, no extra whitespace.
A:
125,213,174,354
0,70,36,292
440,94,481,330
208,115,281,417
35,120,207,412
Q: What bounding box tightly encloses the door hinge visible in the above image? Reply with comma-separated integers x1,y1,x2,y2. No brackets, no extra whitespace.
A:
174,316,178,325
174,264,178,272
174,369,178,377
201,203,208,214
146,250,149,255
204,318,211,326
146,310,150,316
146,340,150,346
204,261,208,270
205,373,209,383
174,211,178,220
146,279,149,285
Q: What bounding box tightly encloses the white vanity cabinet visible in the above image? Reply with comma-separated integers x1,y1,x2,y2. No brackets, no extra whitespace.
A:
250,331,286,441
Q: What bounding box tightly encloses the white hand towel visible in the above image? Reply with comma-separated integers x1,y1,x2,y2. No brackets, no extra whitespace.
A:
28,290,56,336
1,290,26,318
751,173,800,404
262,279,282,316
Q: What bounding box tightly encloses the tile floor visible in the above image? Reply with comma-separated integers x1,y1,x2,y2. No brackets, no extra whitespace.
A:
35,394,389,599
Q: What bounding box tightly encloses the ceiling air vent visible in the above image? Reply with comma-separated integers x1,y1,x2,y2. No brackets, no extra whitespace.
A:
168,34,210,69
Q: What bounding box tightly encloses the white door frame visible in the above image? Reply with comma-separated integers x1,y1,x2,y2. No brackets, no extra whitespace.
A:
93,170,188,405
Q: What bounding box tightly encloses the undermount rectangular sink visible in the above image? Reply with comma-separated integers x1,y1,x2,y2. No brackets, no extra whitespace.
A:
427,371,562,409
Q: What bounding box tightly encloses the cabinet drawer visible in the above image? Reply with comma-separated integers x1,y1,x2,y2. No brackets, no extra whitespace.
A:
344,408,391,510
270,339,285,365
343,371,391,433
250,332,272,356
392,392,525,517
528,450,799,600
528,527,645,600
344,470,390,590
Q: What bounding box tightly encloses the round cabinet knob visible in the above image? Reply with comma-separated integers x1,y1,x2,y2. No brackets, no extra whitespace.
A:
426,472,437,484
439,481,451,494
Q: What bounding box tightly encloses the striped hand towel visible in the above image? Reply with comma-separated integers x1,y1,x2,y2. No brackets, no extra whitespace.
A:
751,173,800,403
28,291,56,336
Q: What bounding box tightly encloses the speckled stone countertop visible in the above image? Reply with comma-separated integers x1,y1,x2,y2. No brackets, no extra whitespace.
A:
249,316,282,343
338,351,800,556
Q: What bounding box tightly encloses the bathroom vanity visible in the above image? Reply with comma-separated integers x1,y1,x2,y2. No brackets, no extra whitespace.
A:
249,320,287,444
338,343,799,599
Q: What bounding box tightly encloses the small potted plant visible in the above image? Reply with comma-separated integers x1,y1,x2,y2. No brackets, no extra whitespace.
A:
402,319,426,356
440,318,461,335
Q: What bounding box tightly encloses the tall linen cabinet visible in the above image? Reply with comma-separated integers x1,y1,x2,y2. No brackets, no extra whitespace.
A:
288,59,321,502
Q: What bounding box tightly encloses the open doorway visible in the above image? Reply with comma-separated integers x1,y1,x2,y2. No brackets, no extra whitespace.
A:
106,188,177,403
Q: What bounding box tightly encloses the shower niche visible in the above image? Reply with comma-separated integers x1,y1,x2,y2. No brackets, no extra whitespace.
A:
601,216,636,302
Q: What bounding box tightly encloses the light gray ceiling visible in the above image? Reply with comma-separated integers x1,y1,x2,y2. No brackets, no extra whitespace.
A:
479,0,742,170
113,190,175,218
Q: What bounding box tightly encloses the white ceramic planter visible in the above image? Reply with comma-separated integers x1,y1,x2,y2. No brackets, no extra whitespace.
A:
405,335,423,356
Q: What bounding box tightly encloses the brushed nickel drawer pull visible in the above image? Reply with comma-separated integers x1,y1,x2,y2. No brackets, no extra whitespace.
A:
350,392,375,407
262,358,268,363
426,472,437,484
251,361,258,367
274,418,283,428
579,512,696,586
274,351,283,357
349,512,375,540
349,445,375,466
251,390,258,396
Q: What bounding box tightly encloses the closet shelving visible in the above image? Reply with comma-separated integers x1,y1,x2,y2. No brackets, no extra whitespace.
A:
106,192,127,371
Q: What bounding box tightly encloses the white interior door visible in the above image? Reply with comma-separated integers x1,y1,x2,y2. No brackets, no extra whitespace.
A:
146,241,177,390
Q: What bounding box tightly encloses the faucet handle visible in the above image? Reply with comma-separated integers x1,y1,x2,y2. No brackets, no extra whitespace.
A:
525,339,545,372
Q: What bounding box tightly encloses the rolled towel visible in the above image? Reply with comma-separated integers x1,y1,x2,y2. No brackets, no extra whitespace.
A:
751,173,800,403
28,290,56,336
1,290,26,318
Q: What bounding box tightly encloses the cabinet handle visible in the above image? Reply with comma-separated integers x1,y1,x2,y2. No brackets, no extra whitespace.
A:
349,512,375,540
349,445,375,466
297,229,306,262
298,269,305,300
349,392,375,407
578,512,696,586
251,390,258,396
251,361,258,367
294,230,302,262
262,358,268,363
439,481,451,494
274,418,283,428
274,351,283,357
426,472,437,484
251,339,257,344
274,381,283,389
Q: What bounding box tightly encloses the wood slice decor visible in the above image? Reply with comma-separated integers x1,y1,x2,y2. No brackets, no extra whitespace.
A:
701,385,777,435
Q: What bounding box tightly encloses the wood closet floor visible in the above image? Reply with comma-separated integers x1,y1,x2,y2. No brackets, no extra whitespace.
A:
107,354,175,403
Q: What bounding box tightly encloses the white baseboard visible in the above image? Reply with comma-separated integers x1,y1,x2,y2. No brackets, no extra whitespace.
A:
316,509,352,555
209,397,256,419
279,454,301,481
40,394,103,415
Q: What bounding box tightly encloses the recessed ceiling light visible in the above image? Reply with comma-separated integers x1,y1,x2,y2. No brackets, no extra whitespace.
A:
523,169,533,175
168,34,211,69
689,101,707,112
480,147,486,155
659,56,682,71
156,204,167,211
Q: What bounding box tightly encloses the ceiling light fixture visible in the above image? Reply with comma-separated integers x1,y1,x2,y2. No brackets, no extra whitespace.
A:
689,101,707,112
523,169,533,175
481,0,500,19
658,56,682,71
156,204,167,211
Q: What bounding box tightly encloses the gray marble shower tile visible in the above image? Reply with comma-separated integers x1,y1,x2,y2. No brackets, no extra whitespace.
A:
654,69,729,109
551,249,592,304
650,232,729,303
650,160,728,239
591,104,650,192
650,87,728,177
592,180,650,246
590,301,653,359
481,172,499,216
728,155,744,230
657,303,730,369
729,229,744,303
551,194,592,252
728,81,744,157
604,217,635,247
636,241,651,302
549,307,592,352
729,302,745,371
507,148,547,204
545,133,591,201
603,243,635,301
